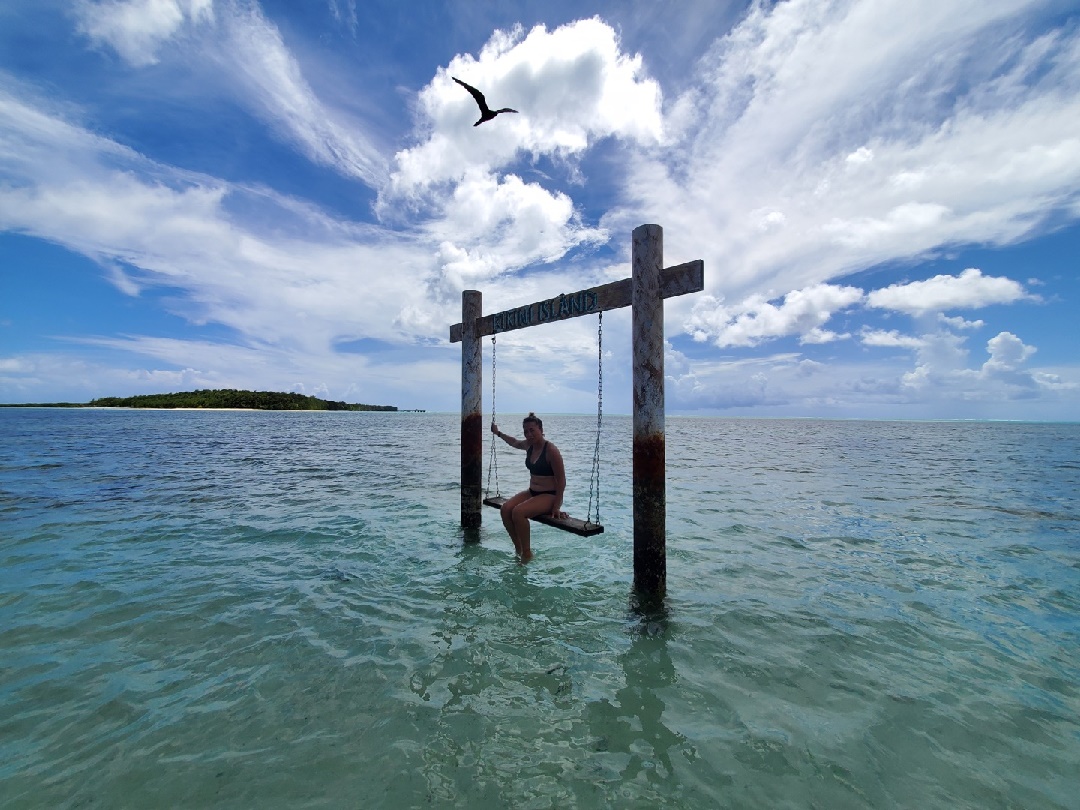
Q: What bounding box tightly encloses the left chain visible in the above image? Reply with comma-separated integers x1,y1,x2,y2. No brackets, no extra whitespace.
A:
485,334,500,497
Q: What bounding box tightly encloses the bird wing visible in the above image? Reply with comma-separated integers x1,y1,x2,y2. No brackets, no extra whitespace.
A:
452,77,490,113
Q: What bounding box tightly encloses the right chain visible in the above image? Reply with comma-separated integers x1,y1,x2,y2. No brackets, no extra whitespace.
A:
587,312,603,526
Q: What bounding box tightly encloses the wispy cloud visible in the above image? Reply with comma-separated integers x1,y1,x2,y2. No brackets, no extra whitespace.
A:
214,2,388,186
614,0,1080,414
0,81,434,349
74,0,214,66
74,0,388,186
619,0,1080,309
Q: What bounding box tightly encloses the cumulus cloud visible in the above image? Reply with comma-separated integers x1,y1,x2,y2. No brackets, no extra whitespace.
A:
669,365,772,410
423,169,607,293
388,18,662,196
665,352,912,413
687,283,863,347
866,268,1033,315
378,17,660,308
667,325,1067,416
898,329,1049,398
677,265,1031,355
853,321,1062,407
982,331,1036,376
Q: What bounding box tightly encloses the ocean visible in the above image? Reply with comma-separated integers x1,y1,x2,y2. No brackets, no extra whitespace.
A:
1,409,1078,808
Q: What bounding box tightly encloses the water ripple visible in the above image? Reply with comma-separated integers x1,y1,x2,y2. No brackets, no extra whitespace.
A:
1,410,1078,808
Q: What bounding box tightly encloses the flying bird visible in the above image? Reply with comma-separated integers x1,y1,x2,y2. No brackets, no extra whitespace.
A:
452,77,518,126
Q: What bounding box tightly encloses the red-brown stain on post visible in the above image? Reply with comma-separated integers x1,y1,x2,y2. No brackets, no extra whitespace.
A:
461,412,483,529
633,432,666,597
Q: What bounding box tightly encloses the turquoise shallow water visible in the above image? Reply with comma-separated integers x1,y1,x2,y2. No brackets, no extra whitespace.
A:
1,409,1078,808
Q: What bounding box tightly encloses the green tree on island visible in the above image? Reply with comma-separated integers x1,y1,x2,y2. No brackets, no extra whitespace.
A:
86,389,398,411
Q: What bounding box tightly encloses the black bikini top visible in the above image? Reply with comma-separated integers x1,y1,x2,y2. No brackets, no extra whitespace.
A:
525,441,554,476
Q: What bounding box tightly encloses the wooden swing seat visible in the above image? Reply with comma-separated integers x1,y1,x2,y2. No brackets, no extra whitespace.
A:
483,496,605,537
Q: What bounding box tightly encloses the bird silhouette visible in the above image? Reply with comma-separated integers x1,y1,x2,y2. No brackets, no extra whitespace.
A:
452,77,518,126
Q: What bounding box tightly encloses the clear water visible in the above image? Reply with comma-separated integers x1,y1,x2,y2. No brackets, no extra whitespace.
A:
1,410,1078,809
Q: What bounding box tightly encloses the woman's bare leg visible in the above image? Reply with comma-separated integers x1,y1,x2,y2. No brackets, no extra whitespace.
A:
500,491,530,555
511,495,555,562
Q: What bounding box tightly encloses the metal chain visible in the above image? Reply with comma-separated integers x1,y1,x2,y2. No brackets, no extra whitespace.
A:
485,334,501,498
587,312,603,526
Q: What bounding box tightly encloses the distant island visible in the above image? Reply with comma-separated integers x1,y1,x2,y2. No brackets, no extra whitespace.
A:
1,389,415,411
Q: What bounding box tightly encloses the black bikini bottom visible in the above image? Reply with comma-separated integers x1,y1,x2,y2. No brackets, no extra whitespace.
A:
529,488,557,497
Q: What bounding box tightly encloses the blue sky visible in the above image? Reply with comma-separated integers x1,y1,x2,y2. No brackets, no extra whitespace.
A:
1,0,1078,419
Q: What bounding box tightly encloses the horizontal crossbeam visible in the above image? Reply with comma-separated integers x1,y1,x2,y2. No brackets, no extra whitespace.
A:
449,259,703,343
482,496,605,537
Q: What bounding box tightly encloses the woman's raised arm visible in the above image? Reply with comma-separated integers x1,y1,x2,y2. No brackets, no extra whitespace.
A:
491,423,527,450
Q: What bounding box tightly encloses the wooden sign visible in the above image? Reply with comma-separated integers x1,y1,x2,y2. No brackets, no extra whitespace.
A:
449,260,704,343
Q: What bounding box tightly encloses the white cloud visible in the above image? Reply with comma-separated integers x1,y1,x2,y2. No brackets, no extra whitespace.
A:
982,331,1035,374
0,78,611,411
898,329,1048,398
377,18,661,310
0,82,623,415
912,330,971,374
74,0,387,186
668,364,772,410
213,3,388,186
665,351,914,413
615,0,1080,310
74,0,213,66
424,169,607,292
0,85,437,351
861,329,925,349
939,314,985,330
327,0,357,35
0,340,449,408
6,2,1080,419
664,326,1074,417
846,147,874,165
687,283,863,347
801,327,847,345
0,357,33,373
387,18,662,196
866,268,1032,315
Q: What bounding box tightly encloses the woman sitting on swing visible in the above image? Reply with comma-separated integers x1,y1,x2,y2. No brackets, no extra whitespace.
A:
490,413,567,561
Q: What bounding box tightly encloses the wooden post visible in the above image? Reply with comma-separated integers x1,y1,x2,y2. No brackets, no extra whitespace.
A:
632,224,666,597
461,290,483,530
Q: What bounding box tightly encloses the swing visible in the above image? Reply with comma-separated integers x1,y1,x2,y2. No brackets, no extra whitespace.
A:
483,314,605,537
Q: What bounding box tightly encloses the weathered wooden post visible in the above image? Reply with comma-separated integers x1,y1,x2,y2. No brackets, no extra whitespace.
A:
632,224,666,597
461,289,483,530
